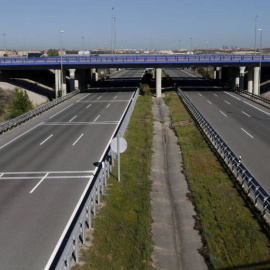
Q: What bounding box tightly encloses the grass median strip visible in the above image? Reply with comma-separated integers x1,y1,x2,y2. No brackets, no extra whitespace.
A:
73,95,153,270
165,90,270,269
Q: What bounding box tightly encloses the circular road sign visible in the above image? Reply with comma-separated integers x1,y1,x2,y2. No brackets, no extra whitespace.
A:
111,137,127,154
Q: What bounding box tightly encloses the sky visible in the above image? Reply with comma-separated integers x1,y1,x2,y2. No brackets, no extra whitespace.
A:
0,0,270,50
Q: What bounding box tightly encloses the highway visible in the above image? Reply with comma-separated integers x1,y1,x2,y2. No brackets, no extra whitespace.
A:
164,68,270,193
0,68,144,269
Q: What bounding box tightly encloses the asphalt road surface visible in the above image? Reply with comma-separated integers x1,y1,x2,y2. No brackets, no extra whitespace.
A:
0,68,143,269
164,68,270,194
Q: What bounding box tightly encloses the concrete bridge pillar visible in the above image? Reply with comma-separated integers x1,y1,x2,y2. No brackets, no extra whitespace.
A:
156,68,162,98
247,68,254,93
235,76,240,88
214,67,220,80
239,66,246,90
55,69,60,94
253,66,260,95
61,69,67,96
69,69,76,92
91,68,99,81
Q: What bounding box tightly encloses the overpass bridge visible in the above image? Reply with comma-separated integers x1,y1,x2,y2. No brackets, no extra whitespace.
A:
0,54,269,97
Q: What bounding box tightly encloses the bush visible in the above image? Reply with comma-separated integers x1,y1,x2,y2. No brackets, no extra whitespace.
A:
8,88,33,119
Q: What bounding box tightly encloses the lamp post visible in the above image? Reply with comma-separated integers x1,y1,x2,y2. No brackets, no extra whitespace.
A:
189,38,192,54
82,36,85,55
111,7,114,54
59,30,64,93
258,28,263,93
254,15,259,53
178,40,181,52
3,34,6,56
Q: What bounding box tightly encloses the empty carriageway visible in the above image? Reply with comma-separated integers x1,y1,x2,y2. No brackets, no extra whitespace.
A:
164,67,270,195
0,84,137,269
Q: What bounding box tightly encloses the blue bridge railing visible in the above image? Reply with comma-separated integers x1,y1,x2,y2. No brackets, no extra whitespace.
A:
1,54,270,66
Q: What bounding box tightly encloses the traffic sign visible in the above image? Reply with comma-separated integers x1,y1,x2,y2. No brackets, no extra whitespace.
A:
111,137,127,154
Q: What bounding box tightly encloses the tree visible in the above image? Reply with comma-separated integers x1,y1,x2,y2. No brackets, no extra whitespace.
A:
47,49,59,56
8,88,33,119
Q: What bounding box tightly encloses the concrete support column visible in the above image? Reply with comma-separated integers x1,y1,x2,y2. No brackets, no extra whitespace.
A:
69,69,76,92
55,69,61,97
61,69,67,96
253,66,260,95
91,68,98,81
247,68,254,93
239,66,246,90
156,68,162,98
235,76,240,88
216,67,220,80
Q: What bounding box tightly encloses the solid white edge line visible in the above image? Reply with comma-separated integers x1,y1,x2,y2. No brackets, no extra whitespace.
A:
243,101,270,116
40,134,53,145
29,173,49,194
72,134,84,146
207,100,212,104
106,104,111,108
224,91,241,100
242,111,251,117
44,175,94,270
220,111,227,117
44,89,135,270
0,170,94,174
69,116,77,122
94,115,100,122
49,104,73,119
241,128,254,139
0,122,44,150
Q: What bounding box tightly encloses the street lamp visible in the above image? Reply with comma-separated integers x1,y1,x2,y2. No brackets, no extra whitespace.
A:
254,15,259,53
178,40,181,52
59,30,64,94
3,34,6,56
82,36,85,55
189,38,192,54
258,28,263,93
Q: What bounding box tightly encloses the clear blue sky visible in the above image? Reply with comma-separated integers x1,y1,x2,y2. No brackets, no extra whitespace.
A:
1,0,269,50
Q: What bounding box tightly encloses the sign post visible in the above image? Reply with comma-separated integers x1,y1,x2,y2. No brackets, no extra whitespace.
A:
111,136,127,182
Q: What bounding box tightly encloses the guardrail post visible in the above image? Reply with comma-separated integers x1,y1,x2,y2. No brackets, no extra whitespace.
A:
81,219,86,244
247,178,253,196
97,180,101,204
263,197,269,217
254,186,260,206
73,236,79,263
87,204,92,228
65,256,70,270
92,195,96,216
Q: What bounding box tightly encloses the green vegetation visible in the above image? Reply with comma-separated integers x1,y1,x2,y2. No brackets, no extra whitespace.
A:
73,95,153,270
0,88,16,123
8,88,33,119
165,90,270,269
47,49,59,56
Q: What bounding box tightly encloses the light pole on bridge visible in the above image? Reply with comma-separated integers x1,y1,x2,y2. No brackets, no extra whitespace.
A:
59,30,64,94
254,15,259,53
3,34,6,56
258,28,263,94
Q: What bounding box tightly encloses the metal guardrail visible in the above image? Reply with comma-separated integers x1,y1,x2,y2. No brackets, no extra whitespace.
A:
53,88,139,270
1,54,270,66
235,87,270,108
0,90,79,134
176,85,270,224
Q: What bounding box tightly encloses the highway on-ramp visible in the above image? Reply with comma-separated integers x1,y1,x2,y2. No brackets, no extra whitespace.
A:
0,69,143,269
164,68,270,194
